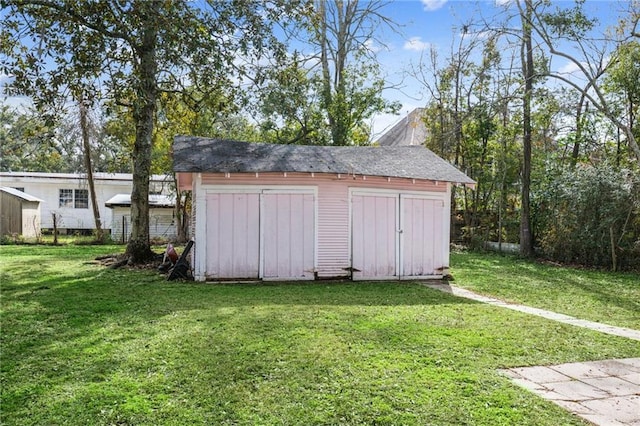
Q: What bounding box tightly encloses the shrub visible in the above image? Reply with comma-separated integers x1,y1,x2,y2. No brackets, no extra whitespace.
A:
533,163,640,271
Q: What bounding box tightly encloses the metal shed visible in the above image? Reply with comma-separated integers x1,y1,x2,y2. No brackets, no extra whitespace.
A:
0,187,43,239
173,137,475,282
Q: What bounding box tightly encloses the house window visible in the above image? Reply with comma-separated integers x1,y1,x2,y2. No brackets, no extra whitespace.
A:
74,189,89,209
59,189,74,207
13,187,25,192
59,189,89,208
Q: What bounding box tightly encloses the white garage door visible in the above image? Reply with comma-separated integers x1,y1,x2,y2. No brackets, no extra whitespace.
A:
351,191,446,280
205,190,315,280
206,193,260,279
401,195,445,277
262,192,315,280
351,193,398,279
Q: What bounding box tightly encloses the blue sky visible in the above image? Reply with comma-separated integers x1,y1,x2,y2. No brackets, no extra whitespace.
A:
366,0,627,137
1,0,628,140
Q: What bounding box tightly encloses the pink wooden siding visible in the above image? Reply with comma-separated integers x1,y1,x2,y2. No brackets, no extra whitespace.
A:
262,192,315,279
352,194,397,278
194,172,450,280
206,193,260,279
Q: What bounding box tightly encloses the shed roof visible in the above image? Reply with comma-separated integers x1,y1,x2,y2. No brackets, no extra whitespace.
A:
0,186,43,202
105,193,175,208
173,136,474,185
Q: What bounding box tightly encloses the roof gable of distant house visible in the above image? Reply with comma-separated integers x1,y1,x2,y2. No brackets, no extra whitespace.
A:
376,108,428,147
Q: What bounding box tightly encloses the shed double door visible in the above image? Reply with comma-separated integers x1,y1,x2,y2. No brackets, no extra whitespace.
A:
351,192,445,279
205,190,315,280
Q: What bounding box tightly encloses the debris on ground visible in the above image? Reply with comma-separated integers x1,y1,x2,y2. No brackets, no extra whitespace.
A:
94,240,194,280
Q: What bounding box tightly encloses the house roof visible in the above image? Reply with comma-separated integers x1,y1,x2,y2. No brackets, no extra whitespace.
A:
0,186,43,202
105,193,175,208
0,171,169,182
173,136,474,185
376,108,428,147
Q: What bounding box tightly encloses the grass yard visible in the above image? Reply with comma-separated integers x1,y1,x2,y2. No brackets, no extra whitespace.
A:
1,245,639,425
450,250,640,330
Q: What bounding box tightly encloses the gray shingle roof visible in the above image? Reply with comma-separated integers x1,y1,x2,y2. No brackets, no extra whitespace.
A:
173,136,475,185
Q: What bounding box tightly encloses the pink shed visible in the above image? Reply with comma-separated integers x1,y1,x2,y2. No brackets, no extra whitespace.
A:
173,137,475,282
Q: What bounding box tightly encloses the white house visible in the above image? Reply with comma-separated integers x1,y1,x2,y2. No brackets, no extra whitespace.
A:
0,172,171,234
174,137,475,282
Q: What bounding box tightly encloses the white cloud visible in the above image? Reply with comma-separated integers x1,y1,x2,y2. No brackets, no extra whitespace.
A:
421,0,447,11
403,37,430,52
363,39,383,54
557,61,583,75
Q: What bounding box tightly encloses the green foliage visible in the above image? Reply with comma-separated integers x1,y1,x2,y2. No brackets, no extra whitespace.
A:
540,0,597,41
310,0,401,145
533,162,640,270
0,106,64,172
153,90,261,175
1,0,306,260
604,40,640,146
257,54,330,145
606,41,640,107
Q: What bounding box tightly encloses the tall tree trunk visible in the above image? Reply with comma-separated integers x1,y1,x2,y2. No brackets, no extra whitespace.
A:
126,4,158,263
571,94,588,167
519,0,534,257
78,96,103,242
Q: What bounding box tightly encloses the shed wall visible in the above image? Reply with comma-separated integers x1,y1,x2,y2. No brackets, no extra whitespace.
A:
21,201,41,238
0,194,41,238
194,172,450,280
110,207,177,243
0,191,22,236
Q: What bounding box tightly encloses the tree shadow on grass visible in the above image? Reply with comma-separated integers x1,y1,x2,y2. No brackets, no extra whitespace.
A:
1,266,478,376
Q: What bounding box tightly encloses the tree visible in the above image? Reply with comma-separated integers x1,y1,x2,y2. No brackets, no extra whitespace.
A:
518,0,535,257
0,106,62,172
257,54,330,145
2,0,300,262
310,0,400,145
77,94,104,242
525,0,640,163
605,40,640,163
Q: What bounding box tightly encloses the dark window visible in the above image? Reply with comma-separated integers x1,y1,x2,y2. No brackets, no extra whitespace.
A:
74,189,89,209
59,189,73,207
13,187,25,192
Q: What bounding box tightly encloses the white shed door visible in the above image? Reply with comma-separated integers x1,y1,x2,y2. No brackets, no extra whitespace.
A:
351,193,398,279
401,196,445,277
206,193,260,279
262,192,315,279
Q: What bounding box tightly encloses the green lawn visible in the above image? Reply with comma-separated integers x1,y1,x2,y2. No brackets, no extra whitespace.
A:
450,250,640,330
1,245,639,425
